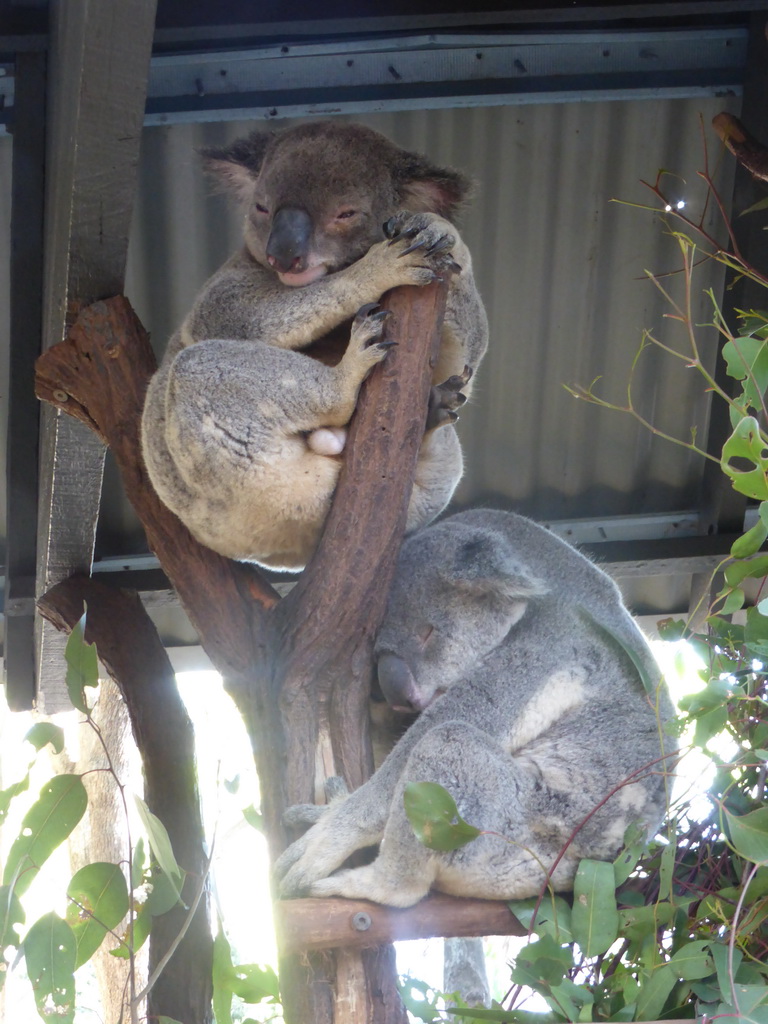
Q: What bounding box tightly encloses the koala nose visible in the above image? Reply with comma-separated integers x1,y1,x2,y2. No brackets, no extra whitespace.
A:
266,207,313,273
377,653,422,712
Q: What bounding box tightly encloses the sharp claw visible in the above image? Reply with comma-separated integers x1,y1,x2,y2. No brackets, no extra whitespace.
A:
357,301,380,317
398,240,428,257
369,309,391,322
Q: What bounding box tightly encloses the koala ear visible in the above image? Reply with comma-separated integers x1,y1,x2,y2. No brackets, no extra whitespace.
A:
394,153,473,219
446,535,548,603
200,131,274,204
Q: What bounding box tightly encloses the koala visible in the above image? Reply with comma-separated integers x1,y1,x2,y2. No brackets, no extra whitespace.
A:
140,120,488,570
275,509,677,908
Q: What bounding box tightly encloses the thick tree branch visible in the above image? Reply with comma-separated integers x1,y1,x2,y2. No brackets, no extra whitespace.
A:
37,574,212,1024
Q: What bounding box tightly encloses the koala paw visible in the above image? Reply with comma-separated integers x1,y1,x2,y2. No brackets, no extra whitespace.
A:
347,303,396,370
427,364,474,431
384,212,462,276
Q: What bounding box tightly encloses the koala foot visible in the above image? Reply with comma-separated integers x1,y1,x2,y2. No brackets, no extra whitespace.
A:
306,426,347,456
427,364,474,431
384,212,462,275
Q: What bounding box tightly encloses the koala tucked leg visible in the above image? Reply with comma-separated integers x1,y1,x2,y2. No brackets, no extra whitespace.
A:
145,304,393,567
281,723,592,907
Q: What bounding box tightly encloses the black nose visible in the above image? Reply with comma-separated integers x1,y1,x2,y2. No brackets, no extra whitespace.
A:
377,653,419,712
266,207,313,273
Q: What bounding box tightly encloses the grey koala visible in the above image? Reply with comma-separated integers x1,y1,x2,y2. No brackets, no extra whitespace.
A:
140,120,488,570
275,509,676,907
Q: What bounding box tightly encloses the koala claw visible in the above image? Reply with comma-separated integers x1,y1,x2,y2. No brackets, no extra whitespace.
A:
426,364,474,431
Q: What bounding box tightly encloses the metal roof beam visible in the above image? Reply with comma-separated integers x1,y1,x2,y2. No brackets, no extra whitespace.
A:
0,25,749,133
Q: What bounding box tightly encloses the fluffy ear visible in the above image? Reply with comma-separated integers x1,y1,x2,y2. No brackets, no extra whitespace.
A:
394,153,473,219
199,131,274,204
444,534,548,603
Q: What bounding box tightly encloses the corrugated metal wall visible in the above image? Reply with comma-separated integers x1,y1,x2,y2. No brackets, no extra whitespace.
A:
96,96,738,556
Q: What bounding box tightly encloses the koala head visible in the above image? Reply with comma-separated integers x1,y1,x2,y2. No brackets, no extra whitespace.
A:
374,523,548,713
201,120,471,287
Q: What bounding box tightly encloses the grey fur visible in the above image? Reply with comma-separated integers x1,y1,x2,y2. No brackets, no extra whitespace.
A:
275,509,676,907
140,120,488,570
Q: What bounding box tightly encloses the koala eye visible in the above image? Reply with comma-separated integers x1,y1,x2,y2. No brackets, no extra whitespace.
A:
336,208,357,220
254,202,269,215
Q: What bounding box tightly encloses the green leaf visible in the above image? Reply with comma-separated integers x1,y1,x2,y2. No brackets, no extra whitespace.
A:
242,805,263,831
23,912,76,1024
3,775,88,896
614,821,649,885
571,859,619,956
731,518,768,558
110,903,151,959
667,941,716,981
658,836,676,903
403,782,481,852
0,885,25,990
24,723,65,754
721,417,768,500
131,836,146,890
231,963,281,1004
722,587,746,614
634,964,676,1022
134,796,184,896
212,928,235,1024
725,555,768,588
146,870,183,918
0,775,31,827
65,862,129,969
722,336,768,413
65,611,99,713
745,607,768,661
723,806,768,863
510,934,573,988
508,894,573,943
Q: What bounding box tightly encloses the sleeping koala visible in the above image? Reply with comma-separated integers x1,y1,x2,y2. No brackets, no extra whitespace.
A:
275,509,676,907
141,120,488,570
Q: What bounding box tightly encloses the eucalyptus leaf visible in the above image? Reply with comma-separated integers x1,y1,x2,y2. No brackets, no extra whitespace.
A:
634,964,676,1022
134,796,185,895
723,806,768,863
24,912,76,1024
65,862,130,969
403,782,481,852
572,859,619,956
65,611,99,713
24,723,65,755
731,518,768,558
3,775,88,896
508,895,573,943
667,940,715,981
212,928,235,1024
721,417,768,500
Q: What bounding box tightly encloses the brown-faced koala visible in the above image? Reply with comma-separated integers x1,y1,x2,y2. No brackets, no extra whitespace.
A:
140,120,488,570
275,509,676,907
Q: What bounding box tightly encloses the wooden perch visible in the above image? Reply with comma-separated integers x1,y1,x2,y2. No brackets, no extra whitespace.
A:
275,894,526,954
713,112,768,184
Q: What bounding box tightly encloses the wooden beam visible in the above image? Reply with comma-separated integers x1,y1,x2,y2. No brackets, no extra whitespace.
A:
5,49,46,710
34,0,157,711
274,894,526,954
